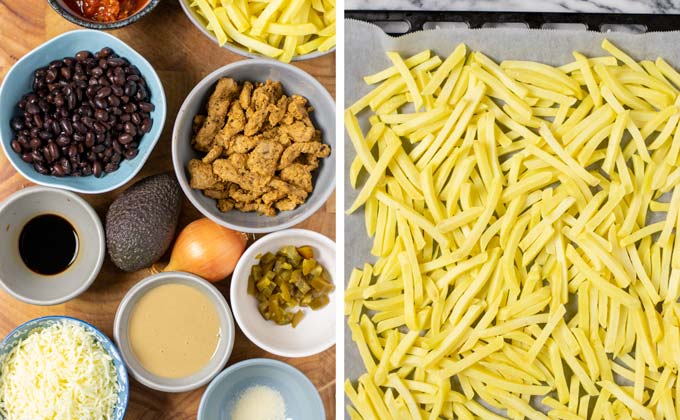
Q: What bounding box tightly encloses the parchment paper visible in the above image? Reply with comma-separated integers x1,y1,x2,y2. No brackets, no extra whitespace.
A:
344,18,680,416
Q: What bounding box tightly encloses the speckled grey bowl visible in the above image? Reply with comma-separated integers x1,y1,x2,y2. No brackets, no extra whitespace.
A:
47,0,161,30
171,59,336,234
0,186,105,305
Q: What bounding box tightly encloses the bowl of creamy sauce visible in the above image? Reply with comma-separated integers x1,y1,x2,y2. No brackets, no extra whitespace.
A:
113,271,235,392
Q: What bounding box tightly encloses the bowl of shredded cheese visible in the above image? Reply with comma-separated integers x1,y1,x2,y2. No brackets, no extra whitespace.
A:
0,316,128,420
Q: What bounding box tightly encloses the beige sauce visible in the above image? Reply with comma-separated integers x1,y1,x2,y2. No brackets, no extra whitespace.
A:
128,283,220,378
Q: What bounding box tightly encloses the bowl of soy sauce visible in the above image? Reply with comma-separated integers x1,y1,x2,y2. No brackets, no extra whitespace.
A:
0,186,105,305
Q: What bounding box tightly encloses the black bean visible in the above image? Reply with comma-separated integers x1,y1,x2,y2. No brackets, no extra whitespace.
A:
60,67,72,80
111,152,122,165
124,147,138,160
11,140,22,154
21,153,33,163
11,117,24,131
96,86,112,98
73,121,87,134
75,51,90,61
29,138,41,150
112,140,122,154
123,122,137,136
81,116,94,128
92,160,103,177
34,162,48,174
60,119,73,135
56,135,70,147
118,133,133,144
104,162,118,173
100,47,113,58
91,67,103,77
67,93,76,109
123,103,136,113
50,119,61,134
135,86,147,101
139,102,154,112
120,114,130,122
113,69,125,86
107,57,125,67
107,95,120,107
51,164,65,177
95,109,108,121
60,158,71,175
67,144,78,159
93,122,106,133
124,82,137,97
112,85,124,97
38,130,51,140
131,112,141,125
33,114,44,129
45,69,57,83
141,118,152,133
26,103,40,114
94,98,108,109
45,142,59,162
86,85,97,98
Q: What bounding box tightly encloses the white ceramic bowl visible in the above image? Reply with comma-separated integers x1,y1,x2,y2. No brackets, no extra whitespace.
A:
113,272,235,393
230,229,336,357
0,186,105,305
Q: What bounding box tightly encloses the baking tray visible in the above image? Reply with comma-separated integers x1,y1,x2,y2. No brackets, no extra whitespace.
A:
345,10,680,34
343,9,680,420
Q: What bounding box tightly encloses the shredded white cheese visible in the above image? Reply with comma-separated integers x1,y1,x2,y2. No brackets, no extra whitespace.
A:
231,385,287,420
0,321,120,420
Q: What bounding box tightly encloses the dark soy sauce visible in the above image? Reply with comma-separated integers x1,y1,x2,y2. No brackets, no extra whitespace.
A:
19,214,79,275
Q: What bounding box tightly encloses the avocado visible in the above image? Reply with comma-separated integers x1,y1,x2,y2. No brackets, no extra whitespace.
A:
105,173,183,272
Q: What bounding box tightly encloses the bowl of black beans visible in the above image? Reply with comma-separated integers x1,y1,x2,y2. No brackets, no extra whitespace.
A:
0,29,166,194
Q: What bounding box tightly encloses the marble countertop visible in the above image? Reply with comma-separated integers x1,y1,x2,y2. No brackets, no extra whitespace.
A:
345,0,680,14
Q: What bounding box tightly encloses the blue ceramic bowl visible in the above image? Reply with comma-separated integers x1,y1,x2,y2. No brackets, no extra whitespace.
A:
0,29,166,194
0,316,129,419
198,358,325,420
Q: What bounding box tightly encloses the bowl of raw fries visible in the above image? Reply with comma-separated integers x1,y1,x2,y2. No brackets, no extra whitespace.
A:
179,0,336,62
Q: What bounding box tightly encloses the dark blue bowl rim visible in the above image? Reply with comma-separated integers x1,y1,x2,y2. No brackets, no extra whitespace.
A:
197,357,325,418
47,0,162,30
0,315,130,417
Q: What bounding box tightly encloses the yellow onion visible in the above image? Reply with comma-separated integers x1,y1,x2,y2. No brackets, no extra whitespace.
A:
160,218,247,282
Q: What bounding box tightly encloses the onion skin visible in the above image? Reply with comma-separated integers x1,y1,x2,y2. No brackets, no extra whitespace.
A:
162,218,248,282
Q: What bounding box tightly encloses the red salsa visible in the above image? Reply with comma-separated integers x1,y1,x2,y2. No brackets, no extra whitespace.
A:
63,0,145,22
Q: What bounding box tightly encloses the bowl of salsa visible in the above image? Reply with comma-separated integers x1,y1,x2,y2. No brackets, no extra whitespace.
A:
48,0,161,29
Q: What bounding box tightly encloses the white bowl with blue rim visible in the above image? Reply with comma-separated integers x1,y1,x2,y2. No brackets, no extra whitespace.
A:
0,29,166,194
0,316,129,419
198,358,325,420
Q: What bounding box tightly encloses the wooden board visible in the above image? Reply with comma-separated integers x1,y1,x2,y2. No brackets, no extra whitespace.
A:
0,1,336,418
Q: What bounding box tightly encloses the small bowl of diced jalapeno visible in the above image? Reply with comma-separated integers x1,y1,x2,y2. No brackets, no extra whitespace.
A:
230,229,336,358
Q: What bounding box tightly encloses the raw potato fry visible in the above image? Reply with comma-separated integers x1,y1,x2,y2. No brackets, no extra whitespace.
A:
346,39,680,419
189,0,335,62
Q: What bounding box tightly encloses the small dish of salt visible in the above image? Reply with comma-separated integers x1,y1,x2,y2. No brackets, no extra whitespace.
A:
197,358,325,420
